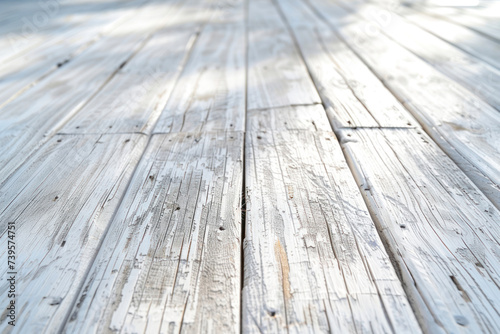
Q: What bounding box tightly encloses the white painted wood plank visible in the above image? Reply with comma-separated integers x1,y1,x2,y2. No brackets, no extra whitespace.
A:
0,0,148,107
275,0,416,128
340,128,500,333
0,0,145,65
153,24,246,134
307,0,500,210
65,132,243,334
0,2,180,186
401,8,500,70
0,133,147,333
247,105,332,132
59,28,198,134
353,3,500,111
243,130,420,333
417,5,500,42
246,0,321,111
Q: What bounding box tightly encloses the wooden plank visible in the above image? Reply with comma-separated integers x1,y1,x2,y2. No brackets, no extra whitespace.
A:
59,28,199,134
0,0,148,107
275,0,416,128
0,133,147,333
417,5,500,42
401,8,500,70
354,3,500,111
246,0,321,111
65,132,244,333
339,128,500,333
153,24,246,134
0,0,144,65
307,0,500,210
0,0,180,106
0,1,181,186
247,105,332,132
243,130,420,333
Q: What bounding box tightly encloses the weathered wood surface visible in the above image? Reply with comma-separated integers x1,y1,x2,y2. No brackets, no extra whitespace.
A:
65,132,244,333
247,105,331,132
2,0,500,332
59,28,198,134
153,24,246,134
352,3,500,111
340,128,500,333
0,134,147,333
243,130,420,333
0,1,180,185
400,8,500,70
246,0,321,111
0,0,147,107
307,0,500,210
416,5,500,42
0,0,145,61
275,0,416,128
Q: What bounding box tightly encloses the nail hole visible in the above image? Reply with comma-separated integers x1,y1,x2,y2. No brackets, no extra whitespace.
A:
57,139,62,143
149,175,154,180
175,206,181,211
124,139,130,143
61,240,66,247
219,226,225,231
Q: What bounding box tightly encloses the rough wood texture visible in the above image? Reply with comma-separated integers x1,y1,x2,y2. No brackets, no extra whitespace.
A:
247,0,321,111
340,128,500,333
401,8,500,70
355,4,500,111
153,24,246,134
0,134,146,333
0,0,148,107
247,105,331,132
275,0,416,128
307,0,500,210
243,130,420,333
0,0,139,63
66,132,243,333
0,2,176,185
59,28,198,134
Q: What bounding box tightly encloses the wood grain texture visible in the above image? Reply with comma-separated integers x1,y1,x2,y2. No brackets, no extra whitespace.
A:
247,0,321,111
275,0,416,128
247,105,332,132
401,8,500,70
243,130,420,333
0,134,147,333
307,0,500,209
354,4,500,111
153,24,246,134
340,128,500,333
0,0,135,63
65,132,243,334
417,5,500,43
0,1,177,185
0,0,147,107
59,28,198,134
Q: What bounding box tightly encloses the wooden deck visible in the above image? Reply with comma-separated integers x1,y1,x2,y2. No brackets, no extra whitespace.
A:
1,0,500,332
